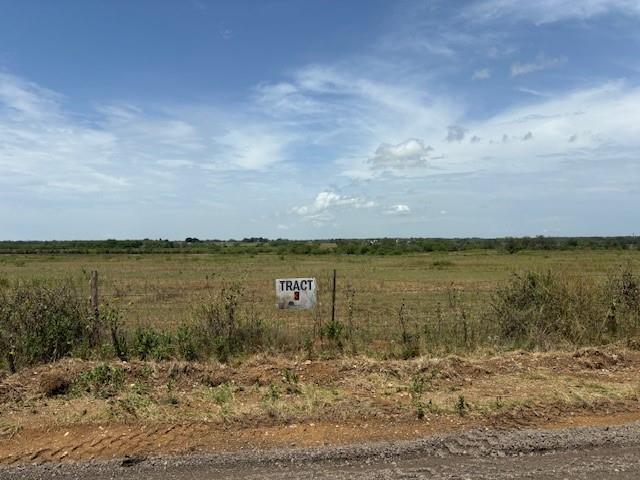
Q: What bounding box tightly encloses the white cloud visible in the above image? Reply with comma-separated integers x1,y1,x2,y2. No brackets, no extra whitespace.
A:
312,191,374,211
472,68,491,80
439,81,640,177
465,0,640,24
3,23,640,239
517,87,552,97
0,71,298,212
511,55,566,76
253,82,323,115
0,72,61,119
368,138,432,170
384,204,411,215
292,191,375,225
215,128,291,170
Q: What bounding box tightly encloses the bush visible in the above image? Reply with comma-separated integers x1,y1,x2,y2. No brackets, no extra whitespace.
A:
190,282,285,362
604,264,640,337
0,279,100,371
133,326,174,361
487,271,595,348
176,323,199,361
486,268,640,350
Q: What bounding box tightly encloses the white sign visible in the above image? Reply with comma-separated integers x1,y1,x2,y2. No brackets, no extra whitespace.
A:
275,278,317,309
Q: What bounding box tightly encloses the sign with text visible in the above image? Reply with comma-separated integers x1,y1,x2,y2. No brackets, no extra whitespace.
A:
275,278,316,309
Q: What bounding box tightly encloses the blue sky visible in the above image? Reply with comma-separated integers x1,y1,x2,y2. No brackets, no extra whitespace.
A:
1,0,639,240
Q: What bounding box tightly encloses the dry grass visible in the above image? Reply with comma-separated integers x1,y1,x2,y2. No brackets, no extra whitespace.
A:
1,250,637,329
1,347,639,430
0,250,638,368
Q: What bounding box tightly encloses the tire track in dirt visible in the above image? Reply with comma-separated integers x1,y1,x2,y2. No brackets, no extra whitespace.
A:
0,424,201,465
3,407,640,466
5,422,640,480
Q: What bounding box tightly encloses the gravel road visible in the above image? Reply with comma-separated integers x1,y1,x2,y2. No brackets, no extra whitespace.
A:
3,422,640,479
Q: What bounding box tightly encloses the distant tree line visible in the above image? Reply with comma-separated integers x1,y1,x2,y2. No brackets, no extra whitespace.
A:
0,236,638,255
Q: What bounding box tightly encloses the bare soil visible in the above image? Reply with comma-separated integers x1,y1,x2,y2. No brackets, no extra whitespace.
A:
1,346,639,466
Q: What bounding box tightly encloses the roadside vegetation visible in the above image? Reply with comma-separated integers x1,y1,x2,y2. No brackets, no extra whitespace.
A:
1,262,638,372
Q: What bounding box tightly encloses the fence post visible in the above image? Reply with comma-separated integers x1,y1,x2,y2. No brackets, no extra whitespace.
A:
331,269,337,324
90,270,99,319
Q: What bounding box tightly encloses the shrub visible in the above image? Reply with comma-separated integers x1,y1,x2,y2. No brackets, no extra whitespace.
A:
190,282,286,362
176,323,199,361
133,326,174,361
604,264,640,336
485,269,628,349
0,279,100,371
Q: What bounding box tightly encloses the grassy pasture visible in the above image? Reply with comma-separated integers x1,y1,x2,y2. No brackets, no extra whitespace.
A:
1,249,638,353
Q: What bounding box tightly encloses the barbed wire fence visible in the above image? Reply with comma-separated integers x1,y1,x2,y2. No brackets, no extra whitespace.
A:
80,267,493,356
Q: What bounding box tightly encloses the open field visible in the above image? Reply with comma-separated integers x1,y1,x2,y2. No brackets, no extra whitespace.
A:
1,249,639,336
1,249,640,473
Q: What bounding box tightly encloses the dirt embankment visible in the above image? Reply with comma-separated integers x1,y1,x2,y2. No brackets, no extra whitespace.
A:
0,346,639,465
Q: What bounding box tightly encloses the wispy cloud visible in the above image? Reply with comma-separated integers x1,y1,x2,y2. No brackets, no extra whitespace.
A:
472,68,491,80
2,0,640,239
464,0,640,25
511,55,566,76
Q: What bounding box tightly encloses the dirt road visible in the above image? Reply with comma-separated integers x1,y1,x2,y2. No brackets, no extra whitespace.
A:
3,422,640,479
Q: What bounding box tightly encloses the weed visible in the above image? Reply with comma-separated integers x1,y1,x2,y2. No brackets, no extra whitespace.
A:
264,383,281,402
133,326,173,361
303,336,314,360
398,300,420,359
409,374,427,418
113,391,151,419
409,374,426,399
0,421,20,439
321,320,345,350
210,383,234,406
414,399,439,418
282,369,301,394
432,260,454,269
346,285,357,355
80,364,125,399
103,306,128,361
176,323,198,361
456,394,469,416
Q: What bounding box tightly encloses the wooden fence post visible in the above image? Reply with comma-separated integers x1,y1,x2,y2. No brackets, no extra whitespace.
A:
90,270,99,319
331,269,337,324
